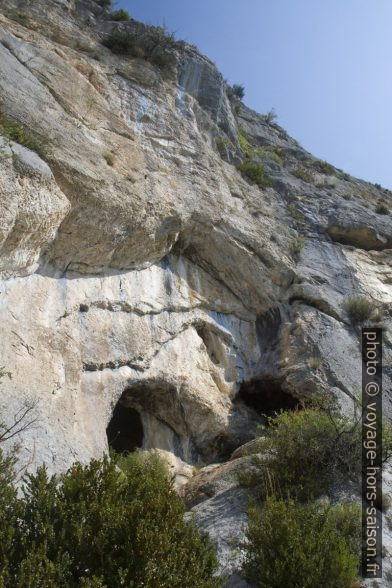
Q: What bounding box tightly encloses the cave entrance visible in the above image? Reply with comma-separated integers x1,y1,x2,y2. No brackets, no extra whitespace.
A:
237,377,300,417
106,402,144,454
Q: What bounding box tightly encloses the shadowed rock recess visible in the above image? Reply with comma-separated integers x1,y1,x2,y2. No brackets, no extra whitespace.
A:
0,0,391,585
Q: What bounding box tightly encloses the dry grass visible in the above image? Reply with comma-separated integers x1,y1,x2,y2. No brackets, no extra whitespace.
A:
307,356,322,370
343,295,375,324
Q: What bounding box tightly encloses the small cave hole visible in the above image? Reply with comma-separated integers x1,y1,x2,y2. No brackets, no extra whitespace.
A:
106,402,144,454
237,378,300,417
196,325,222,365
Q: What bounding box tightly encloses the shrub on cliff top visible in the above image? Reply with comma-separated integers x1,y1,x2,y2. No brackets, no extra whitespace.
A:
232,84,245,100
313,159,335,175
109,9,130,22
265,108,278,125
0,452,221,587
102,29,139,55
243,496,361,588
102,25,177,69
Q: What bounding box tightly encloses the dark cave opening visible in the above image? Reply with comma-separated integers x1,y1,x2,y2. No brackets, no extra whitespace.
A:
237,378,300,417
106,402,144,454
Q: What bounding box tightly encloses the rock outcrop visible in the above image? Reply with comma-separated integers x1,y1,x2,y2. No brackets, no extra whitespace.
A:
0,1,391,585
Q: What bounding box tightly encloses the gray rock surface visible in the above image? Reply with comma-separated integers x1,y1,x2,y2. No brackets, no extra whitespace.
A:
182,457,252,585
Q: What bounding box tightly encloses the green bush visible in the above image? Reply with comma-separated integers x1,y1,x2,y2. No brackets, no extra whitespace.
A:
292,167,315,183
0,453,221,587
376,201,389,215
232,84,245,100
0,115,42,153
287,203,304,221
313,159,335,175
244,408,361,501
265,109,277,125
149,49,174,69
234,102,241,115
0,447,20,587
109,9,130,21
14,12,29,26
243,496,360,588
290,235,305,257
238,131,250,156
216,136,230,159
253,147,284,167
102,26,176,69
102,29,139,55
153,25,177,47
344,295,375,324
238,160,270,188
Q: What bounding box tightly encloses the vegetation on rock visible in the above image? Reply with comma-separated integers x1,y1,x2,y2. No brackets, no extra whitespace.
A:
344,295,376,324
375,200,389,215
312,159,335,175
243,496,361,588
237,405,392,586
242,408,362,501
216,135,231,160
102,24,178,69
292,166,315,184
265,108,278,125
0,451,221,587
103,29,141,55
287,203,304,221
290,235,305,257
109,9,131,22
253,146,285,167
238,400,392,585
238,130,250,156
231,84,245,100
0,114,42,153
237,160,271,188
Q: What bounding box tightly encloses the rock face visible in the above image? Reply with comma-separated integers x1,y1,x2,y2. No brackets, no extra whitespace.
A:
182,457,252,584
0,0,391,584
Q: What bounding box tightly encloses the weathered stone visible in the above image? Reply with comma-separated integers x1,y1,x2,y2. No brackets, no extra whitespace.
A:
183,457,252,583
0,0,391,475
328,205,392,250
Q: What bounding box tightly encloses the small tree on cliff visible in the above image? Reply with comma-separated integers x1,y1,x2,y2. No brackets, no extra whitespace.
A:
232,84,245,100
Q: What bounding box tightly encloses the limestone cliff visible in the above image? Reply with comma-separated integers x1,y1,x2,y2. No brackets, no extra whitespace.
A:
0,0,391,584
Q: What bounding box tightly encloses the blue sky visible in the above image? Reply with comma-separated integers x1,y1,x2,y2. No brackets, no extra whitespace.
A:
117,0,392,189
